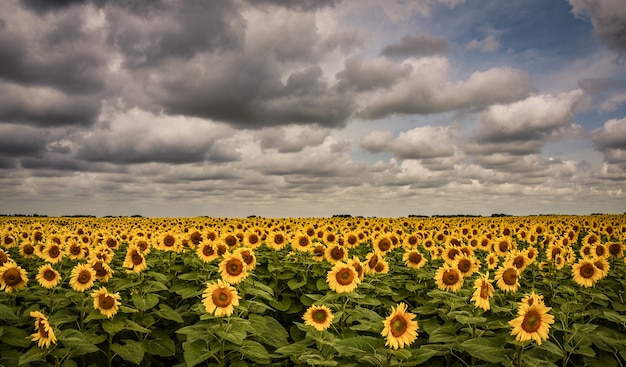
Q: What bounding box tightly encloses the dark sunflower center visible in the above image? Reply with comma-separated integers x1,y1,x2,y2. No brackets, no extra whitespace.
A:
595,246,605,257
203,245,214,256
225,235,237,247
330,247,344,260
249,234,259,244
313,246,325,256
70,245,82,255
312,309,328,323
78,271,92,284
137,241,148,251
442,270,459,285
374,262,385,272
23,244,35,255
503,269,517,285
458,259,471,272
580,263,595,278
408,236,418,246
92,262,107,277
37,321,49,338
408,252,422,264
298,237,309,247
190,233,202,245
163,235,175,247
44,269,56,281
513,256,525,269
368,255,379,268
390,315,408,337
498,241,509,252
3,236,13,245
226,260,243,276
273,234,284,245
4,268,22,286
378,238,391,252
336,268,354,285
347,235,358,246
212,288,232,307
479,282,490,299
609,243,621,256
99,294,115,310
131,252,143,265
521,310,542,333
106,238,117,248
49,246,60,258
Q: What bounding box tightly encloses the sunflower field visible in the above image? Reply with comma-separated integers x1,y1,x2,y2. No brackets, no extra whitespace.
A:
1,214,626,367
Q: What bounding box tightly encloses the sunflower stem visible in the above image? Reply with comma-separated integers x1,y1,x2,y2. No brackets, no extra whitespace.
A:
516,343,525,367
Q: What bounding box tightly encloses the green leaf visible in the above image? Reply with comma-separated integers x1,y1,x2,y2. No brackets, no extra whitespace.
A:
102,318,125,335
153,304,184,323
334,336,383,356
256,316,289,349
183,340,212,367
288,277,308,290
0,326,31,347
274,340,313,356
18,346,50,365
455,315,487,325
238,340,271,363
143,331,176,357
132,293,160,311
459,337,508,363
269,295,292,312
215,320,247,345
124,319,151,334
58,329,101,357
402,347,441,366
0,303,18,321
602,310,626,326
112,340,144,365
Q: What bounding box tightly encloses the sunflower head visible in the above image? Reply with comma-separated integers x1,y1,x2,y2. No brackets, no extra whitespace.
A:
381,303,419,350
303,305,334,331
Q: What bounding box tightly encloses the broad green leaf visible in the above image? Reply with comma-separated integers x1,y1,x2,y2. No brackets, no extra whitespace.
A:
102,318,125,335
459,337,508,363
124,319,151,334
0,326,31,348
274,340,313,356
153,304,184,323
0,304,18,321
112,340,144,365
238,340,271,363
18,346,50,365
334,336,383,356
287,277,308,290
455,315,487,325
132,293,160,311
256,316,289,349
183,340,213,367
143,331,176,357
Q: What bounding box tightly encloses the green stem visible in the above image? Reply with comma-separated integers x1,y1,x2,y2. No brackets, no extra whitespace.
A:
516,343,525,367
107,333,113,367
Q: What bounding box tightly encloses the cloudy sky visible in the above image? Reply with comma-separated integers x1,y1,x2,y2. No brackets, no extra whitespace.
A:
1,0,625,218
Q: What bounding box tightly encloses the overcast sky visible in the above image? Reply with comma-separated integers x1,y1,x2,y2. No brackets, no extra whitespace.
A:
1,0,625,218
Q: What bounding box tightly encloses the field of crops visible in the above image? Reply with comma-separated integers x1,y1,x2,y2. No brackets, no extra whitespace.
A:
1,214,625,367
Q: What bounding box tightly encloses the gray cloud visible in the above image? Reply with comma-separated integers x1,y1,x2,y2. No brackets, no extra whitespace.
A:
336,56,412,92
570,0,626,57
380,33,449,58
244,0,341,11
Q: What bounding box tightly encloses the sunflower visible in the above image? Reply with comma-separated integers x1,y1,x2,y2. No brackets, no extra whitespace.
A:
65,239,85,261
324,244,348,264
91,287,121,319
123,246,148,273
0,261,28,293
103,234,119,250
219,253,249,284
1,232,16,248
373,235,394,255
243,230,262,249
525,246,538,263
69,263,96,292
506,250,530,271
293,232,312,252
266,231,288,251
607,242,624,258
156,231,182,252
348,256,365,281
234,248,257,271
30,311,57,348
592,243,609,259
344,231,361,249
443,246,462,265
92,244,114,264
403,250,427,270
495,265,520,292
493,237,514,257
326,262,360,293
19,241,36,259
381,303,419,350
196,243,219,263
310,245,326,262
303,304,334,331
0,249,11,266
41,242,64,264
509,296,554,345
202,279,240,317
471,272,494,311
454,254,480,277
36,264,61,289
90,259,114,283
222,233,240,250
373,258,390,274
486,253,499,269
434,264,464,292
593,257,610,279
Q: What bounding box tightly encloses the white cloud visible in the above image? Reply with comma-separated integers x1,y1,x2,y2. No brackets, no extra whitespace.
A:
465,35,500,52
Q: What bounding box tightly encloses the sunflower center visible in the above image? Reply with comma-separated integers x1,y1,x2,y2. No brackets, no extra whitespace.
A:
240,251,253,265
408,236,418,246
458,259,471,273
442,270,459,285
378,238,391,252
249,234,259,244
273,234,284,245
225,235,237,247
44,269,56,281
163,235,175,247
609,243,621,256
336,268,355,285
580,263,595,278
347,235,358,246
595,246,605,257
312,309,328,323
502,268,518,285
92,262,107,277
70,245,81,255
78,271,92,284
498,241,509,252
131,252,143,265
106,238,117,248
137,241,148,251
368,254,379,268
479,282,490,299
212,288,233,307
408,252,422,264
37,320,49,338
49,246,60,258
190,233,202,245
313,246,325,256
23,244,35,255
298,237,309,247
326,234,336,243
374,262,385,272
390,315,408,337
98,294,116,310
3,268,22,286
513,256,525,269
330,247,344,260
521,310,542,333
226,260,243,276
